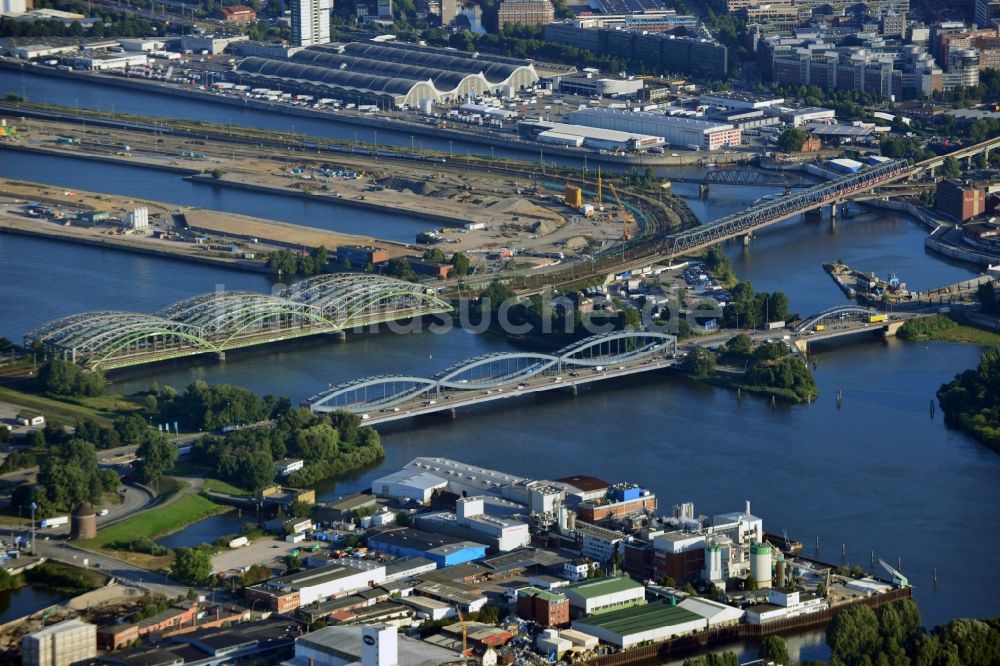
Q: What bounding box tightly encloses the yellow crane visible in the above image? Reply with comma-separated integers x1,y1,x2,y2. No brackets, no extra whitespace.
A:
607,182,635,241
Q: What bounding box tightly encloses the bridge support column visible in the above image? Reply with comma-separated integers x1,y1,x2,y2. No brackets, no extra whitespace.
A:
449,408,456,420
569,384,578,396
699,183,709,198
830,202,837,220
742,233,752,246
215,352,226,362
333,331,347,342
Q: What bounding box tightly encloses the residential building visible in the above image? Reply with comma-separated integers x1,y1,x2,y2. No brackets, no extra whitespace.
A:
881,11,906,36
937,179,986,221
1,0,27,15
517,587,571,627
22,619,96,666
291,0,333,47
497,0,554,28
563,577,646,617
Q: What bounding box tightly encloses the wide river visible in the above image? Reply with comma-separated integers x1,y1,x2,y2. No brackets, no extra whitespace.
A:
1,72,998,662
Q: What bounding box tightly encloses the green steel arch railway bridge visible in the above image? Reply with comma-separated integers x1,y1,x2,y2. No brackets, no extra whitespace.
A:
305,331,677,425
24,275,453,372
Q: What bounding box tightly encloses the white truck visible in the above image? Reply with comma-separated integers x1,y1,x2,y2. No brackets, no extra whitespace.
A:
40,516,69,529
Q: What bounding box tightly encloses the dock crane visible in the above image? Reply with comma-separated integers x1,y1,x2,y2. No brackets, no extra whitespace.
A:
879,558,909,587
607,182,635,241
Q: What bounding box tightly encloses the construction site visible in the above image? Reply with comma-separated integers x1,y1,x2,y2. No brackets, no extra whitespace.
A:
0,110,697,275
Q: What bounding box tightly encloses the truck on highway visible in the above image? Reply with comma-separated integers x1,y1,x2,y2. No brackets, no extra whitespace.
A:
868,314,887,323
40,516,69,529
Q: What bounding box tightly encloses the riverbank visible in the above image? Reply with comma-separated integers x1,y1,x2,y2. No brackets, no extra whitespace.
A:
898,313,1000,345
0,59,744,168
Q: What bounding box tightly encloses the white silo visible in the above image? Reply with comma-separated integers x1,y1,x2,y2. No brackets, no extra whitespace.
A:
750,542,773,589
703,542,723,583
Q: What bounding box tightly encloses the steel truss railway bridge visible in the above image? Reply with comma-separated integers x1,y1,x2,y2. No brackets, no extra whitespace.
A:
305,331,677,424
25,275,453,371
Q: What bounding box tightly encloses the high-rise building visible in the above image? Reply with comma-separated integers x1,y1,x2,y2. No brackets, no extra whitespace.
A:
497,0,554,28
22,619,96,666
976,0,1000,29
291,0,332,47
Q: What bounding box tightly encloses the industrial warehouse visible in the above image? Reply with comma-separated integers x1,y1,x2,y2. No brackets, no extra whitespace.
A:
233,40,540,108
565,107,742,151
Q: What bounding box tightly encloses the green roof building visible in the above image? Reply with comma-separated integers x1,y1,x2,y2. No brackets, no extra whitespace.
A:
571,601,707,648
563,577,646,617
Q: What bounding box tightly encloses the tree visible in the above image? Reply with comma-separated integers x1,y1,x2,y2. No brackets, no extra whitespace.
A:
135,432,178,487
828,604,881,664
450,252,471,276
115,414,148,445
423,248,446,262
725,333,752,356
941,156,962,178
144,394,158,412
385,257,414,280
171,546,213,585
777,127,808,152
36,360,104,397
210,168,223,179
759,635,790,664
684,348,716,378
36,438,118,513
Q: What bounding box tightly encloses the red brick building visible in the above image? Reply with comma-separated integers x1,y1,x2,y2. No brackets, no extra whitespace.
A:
97,623,138,651
936,179,985,221
515,587,570,628
221,4,256,22
136,603,198,638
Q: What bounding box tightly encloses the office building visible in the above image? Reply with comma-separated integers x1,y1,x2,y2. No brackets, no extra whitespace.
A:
497,0,554,28
291,0,333,47
22,619,96,666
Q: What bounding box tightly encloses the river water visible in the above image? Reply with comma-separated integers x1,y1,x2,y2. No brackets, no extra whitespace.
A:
1,73,999,661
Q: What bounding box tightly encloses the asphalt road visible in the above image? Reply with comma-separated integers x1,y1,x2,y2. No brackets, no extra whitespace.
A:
31,539,186,598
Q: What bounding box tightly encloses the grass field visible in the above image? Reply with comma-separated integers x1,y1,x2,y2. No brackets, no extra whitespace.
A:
899,314,1000,346
81,493,228,550
0,386,142,425
200,478,250,496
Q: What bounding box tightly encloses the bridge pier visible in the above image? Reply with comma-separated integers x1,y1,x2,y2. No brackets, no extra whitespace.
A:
742,233,753,246
449,408,456,420
329,331,347,342
699,183,710,198
215,352,226,362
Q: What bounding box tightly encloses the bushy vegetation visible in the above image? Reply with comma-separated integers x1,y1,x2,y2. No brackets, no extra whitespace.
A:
937,347,1000,452
722,281,790,329
777,128,808,153
36,359,104,397
108,536,170,557
266,246,329,278
20,438,119,515
722,338,818,403
26,561,106,595
190,408,383,490
899,315,1000,345
171,545,214,586
158,380,289,431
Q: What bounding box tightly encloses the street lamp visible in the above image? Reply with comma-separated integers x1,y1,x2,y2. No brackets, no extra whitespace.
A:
30,501,36,555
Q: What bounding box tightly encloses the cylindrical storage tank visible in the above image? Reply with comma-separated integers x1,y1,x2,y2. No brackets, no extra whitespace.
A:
704,543,723,582
775,553,785,587
71,503,97,540
750,542,772,588
566,511,576,532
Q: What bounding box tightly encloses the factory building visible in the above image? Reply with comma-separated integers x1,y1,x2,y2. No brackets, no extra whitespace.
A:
415,497,531,552
563,577,646,617
516,587,571,627
244,560,386,613
699,90,785,110
577,483,656,523
71,52,148,71
745,588,827,624
518,119,664,152
367,527,488,567
571,601,705,648
652,531,705,584
565,108,740,151
371,468,448,503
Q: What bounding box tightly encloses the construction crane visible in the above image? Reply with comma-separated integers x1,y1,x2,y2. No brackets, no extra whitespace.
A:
455,606,468,656
607,182,635,241
596,166,602,210
879,558,909,587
